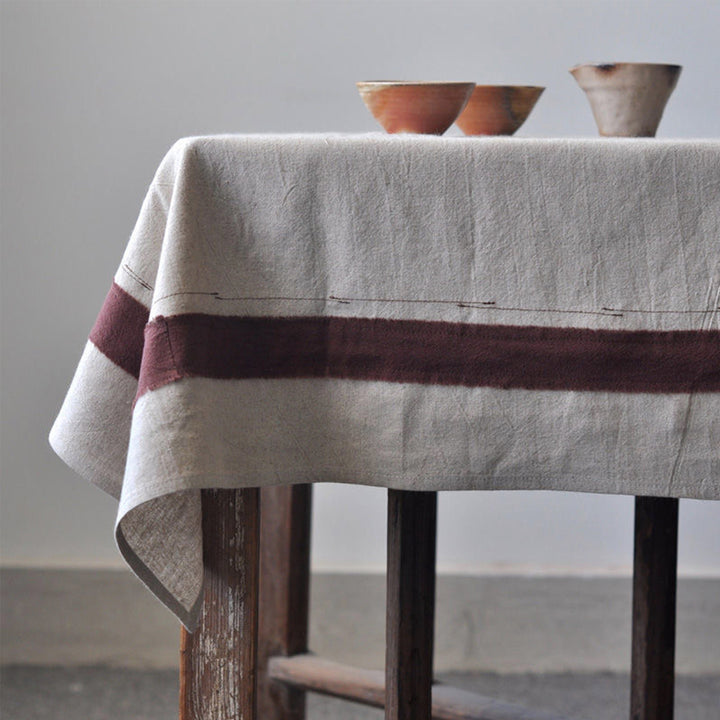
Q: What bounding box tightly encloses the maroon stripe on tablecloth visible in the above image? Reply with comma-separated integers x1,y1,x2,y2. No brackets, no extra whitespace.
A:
89,282,149,379
136,313,720,398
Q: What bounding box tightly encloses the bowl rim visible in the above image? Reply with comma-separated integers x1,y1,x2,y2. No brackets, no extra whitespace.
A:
356,81,476,88
469,85,545,92
569,62,682,73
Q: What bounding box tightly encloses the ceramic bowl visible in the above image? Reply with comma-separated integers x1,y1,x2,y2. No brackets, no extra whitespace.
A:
356,81,475,135
455,85,545,136
569,63,682,137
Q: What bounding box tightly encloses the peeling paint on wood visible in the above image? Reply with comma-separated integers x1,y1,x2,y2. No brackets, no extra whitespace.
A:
180,488,260,720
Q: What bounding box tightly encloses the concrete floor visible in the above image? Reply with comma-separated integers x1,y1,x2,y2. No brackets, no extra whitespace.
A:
1,666,719,720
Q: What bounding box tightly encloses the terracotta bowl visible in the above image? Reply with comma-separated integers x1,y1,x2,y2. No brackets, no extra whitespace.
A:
357,81,475,135
569,63,682,137
455,85,545,136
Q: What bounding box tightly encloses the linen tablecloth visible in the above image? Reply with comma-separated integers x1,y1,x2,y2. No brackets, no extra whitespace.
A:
50,134,720,628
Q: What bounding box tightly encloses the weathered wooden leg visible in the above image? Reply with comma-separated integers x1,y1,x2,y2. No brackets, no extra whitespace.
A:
258,485,313,720
630,496,679,720
180,488,260,720
386,490,437,720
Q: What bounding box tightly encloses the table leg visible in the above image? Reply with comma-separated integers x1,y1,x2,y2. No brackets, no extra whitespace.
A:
385,489,437,720
630,496,679,720
180,488,260,720
258,484,313,720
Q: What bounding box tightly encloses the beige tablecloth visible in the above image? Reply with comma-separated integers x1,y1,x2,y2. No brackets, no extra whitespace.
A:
50,134,720,627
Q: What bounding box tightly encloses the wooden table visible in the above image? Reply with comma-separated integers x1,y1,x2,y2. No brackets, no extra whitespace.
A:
49,135,719,720
178,488,679,720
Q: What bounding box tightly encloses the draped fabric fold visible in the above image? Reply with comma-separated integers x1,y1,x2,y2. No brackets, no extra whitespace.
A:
50,134,720,628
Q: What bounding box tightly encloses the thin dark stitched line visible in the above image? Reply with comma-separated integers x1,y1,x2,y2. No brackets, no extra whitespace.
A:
600,306,719,315
152,289,715,317
121,265,154,292
327,298,714,315
154,291,221,302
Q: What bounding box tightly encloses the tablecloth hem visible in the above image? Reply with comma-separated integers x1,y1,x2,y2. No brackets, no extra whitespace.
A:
118,470,720,506
48,426,122,501
115,522,203,631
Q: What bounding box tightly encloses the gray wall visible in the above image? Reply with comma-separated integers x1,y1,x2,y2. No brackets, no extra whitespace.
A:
2,0,719,573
